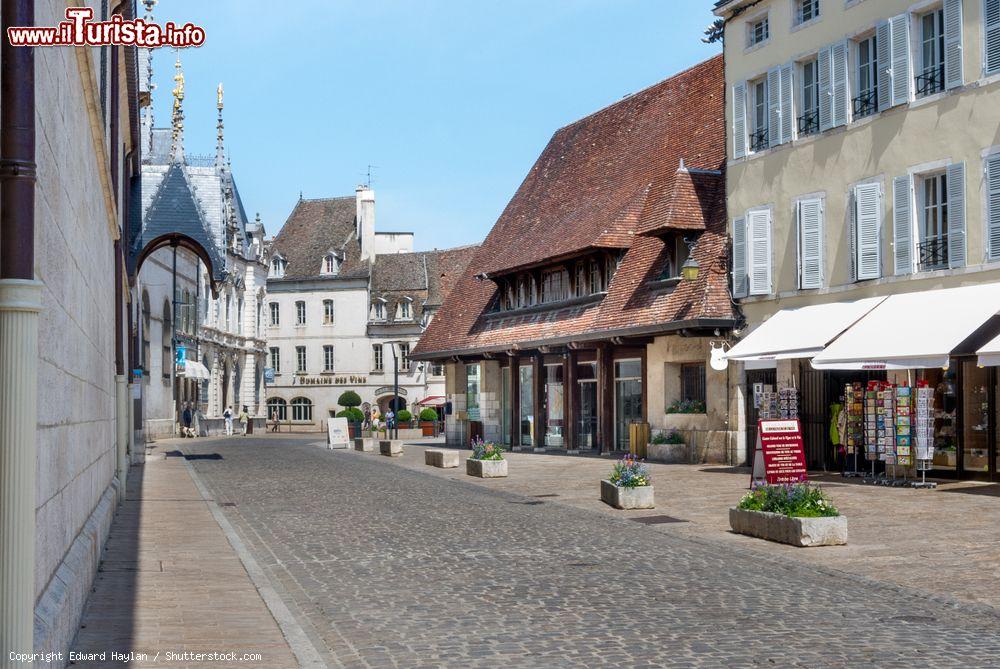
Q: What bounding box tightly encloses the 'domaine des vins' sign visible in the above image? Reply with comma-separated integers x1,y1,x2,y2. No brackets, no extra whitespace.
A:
293,375,368,386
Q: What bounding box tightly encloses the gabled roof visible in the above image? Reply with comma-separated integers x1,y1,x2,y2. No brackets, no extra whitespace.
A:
413,56,731,359
369,245,480,325
136,163,226,282
269,197,368,281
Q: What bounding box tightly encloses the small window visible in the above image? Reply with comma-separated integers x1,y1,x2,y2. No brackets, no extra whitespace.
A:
574,262,588,297
373,301,385,320
918,172,949,271
917,9,945,97
854,35,879,119
541,268,568,303
373,344,384,372
295,300,306,325
323,299,334,325
799,59,820,136
589,260,605,294
400,299,411,320
291,397,313,422
431,362,445,376
322,254,339,275
796,0,819,25
269,347,280,374
296,345,306,373
269,257,286,278
269,302,279,326
323,345,335,372
748,14,769,48
680,363,707,409
399,343,411,372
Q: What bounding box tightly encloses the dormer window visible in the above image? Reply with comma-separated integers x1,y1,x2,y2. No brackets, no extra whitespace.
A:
269,255,286,278
372,298,387,321
574,262,588,298
398,297,413,320
589,259,605,294
541,268,569,303
321,253,340,276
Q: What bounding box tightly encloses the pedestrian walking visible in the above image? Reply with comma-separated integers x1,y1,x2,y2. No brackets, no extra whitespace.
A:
363,407,372,430
270,410,279,433
181,403,193,438
224,406,234,436
386,409,395,431
239,406,249,436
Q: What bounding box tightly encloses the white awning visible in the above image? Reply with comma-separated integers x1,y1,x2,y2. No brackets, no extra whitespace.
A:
179,360,211,380
811,284,1000,371
978,332,1000,367
726,297,885,362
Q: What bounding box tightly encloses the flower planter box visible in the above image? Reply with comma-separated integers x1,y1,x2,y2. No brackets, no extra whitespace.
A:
420,421,436,437
379,440,403,457
647,442,688,464
600,480,654,510
466,458,507,478
354,438,373,452
425,449,459,468
728,508,848,547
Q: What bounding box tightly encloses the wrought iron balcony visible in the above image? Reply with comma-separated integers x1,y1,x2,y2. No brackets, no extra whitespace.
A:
797,110,819,137
916,68,945,97
749,127,769,153
918,235,949,272
852,89,878,119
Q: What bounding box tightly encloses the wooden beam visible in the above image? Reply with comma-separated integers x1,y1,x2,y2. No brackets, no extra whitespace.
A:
533,353,545,450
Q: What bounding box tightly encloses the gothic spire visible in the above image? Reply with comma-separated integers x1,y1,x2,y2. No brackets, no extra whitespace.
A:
215,83,226,172
169,54,185,164
140,0,157,158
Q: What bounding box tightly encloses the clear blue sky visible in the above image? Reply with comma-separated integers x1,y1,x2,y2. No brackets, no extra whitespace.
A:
152,1,720,251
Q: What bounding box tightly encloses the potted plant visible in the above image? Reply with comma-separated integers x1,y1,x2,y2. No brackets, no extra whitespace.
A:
665,399,706,414
419,407,439,436
729,482,847,547
466,437,507,478
337,391,363,436
601,455,654,509
647,430,687,464
396,409,413,429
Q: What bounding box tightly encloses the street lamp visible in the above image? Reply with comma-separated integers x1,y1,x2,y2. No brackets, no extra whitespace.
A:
385,340,407,440
681,236,700,281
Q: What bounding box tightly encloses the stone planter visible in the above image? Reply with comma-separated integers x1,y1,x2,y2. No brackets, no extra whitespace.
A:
600,480,654,509
466,458,507,478
647,442,688,464
425,449,459,468
379,440,403,457
354,438,373,452
729,508,848,547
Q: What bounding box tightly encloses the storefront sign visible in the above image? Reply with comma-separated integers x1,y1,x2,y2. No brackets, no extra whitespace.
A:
293,375,367,386
374,386,407,396
752,419,808,485
327,417,350,450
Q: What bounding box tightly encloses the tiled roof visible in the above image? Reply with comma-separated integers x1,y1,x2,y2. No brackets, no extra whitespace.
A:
637,167,723,236
269,197,368,281
370,245,480,324
426,245,479,307
413,56,732,358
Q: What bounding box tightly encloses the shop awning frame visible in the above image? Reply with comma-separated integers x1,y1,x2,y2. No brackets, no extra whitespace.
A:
179,360,211,380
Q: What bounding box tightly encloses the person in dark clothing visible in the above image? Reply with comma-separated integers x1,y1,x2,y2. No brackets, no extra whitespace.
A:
181,403,193,438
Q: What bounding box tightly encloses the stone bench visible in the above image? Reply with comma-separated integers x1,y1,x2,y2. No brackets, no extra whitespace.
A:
379,440,403,457
424,449,459,468
354,438,374,452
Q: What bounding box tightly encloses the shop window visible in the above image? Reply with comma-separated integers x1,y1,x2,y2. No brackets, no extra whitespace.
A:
323,299,334,325
267,397,287,421
466,363,481,421
854,34,879,119
295,300,306,326
917,8,945,97
545,364,565,447
296,346,306,373
749,77,769,152
747,14,769,48
291,397,313,422
798,58,820,136
269,302,279,326
519,365,534,446
269,346,280,374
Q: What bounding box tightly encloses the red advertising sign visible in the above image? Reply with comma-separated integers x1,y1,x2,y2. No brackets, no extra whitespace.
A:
752,419,808,485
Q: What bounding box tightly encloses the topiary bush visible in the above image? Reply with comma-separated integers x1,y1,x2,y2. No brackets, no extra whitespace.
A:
337,391,362,408
419,408,439,421
396,409,412,423
337,407,364,422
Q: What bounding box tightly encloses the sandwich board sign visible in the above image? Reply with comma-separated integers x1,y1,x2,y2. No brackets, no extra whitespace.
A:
327,417,350,450
751,419,808,486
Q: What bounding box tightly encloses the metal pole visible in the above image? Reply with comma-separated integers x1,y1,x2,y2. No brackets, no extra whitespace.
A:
171,243,178,430
393,346,399,440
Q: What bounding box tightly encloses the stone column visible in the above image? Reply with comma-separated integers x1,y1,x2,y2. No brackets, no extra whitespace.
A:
0,279,42,665
115,375,128,496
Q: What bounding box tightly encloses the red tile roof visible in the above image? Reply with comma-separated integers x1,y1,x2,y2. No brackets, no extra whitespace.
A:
413,55,732,359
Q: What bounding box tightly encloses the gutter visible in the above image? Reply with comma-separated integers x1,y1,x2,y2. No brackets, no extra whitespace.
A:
410,317,736,361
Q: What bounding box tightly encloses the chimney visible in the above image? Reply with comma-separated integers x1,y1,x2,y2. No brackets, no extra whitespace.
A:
356,185,376,262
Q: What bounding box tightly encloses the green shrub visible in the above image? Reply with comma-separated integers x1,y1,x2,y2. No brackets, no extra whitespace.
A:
337,407,364,422
651,430,684,445
419,408,439,421
737,483,839,518
337,391,362,408
470,437,504,461
666,399,706,414
396,409,412,422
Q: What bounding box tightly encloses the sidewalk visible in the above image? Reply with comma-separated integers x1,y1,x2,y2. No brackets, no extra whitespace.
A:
369,439,1000,611
71,441,300,668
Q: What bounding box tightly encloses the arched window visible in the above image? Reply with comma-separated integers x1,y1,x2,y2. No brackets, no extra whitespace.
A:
237,297,245,335
290,397,312,422
322,254,339,275
141,291,151,377
267,397,287,421
161,300,172,379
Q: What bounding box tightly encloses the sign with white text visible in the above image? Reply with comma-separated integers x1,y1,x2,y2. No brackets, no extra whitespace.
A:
327,417,350,450
752,419,808,485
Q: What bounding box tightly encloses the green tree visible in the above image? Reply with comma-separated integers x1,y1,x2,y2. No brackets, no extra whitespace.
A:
337,390,362,408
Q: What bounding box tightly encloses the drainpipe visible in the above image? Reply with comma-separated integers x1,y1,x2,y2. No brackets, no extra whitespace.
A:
0,0,42,665
114,239,128,497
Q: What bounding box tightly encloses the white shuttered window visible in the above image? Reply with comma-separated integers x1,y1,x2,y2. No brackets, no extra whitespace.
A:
944,0,963,89
732,216,748,298
748,209,772,296
797,198,824,289
892,175,914,276
733,82,748,159
987,0,1000,75
988,154,1000,261
947,162,967,269
854,183,882,281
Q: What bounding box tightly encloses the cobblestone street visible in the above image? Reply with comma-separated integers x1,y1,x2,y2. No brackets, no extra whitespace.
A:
178,435,1000,668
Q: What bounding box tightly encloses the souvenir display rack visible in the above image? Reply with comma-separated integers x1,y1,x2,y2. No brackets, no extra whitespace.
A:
912,383,937,489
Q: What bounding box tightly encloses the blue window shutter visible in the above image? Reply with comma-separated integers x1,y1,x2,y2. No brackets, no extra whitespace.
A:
947,162,966,269
892,175,913,276
988,0,1000,75
944,0,963,89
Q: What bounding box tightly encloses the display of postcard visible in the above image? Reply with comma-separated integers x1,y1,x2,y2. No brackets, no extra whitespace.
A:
897,436,911,447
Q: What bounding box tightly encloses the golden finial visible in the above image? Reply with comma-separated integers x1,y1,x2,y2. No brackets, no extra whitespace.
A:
217,83,224,110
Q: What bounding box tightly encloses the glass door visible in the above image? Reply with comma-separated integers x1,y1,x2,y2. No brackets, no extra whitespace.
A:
577,362,598,450
614,359,643,452
519,365,533,446
544,364,565,448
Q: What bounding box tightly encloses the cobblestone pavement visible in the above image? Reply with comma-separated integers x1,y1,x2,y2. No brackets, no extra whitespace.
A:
186,435,1000,668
